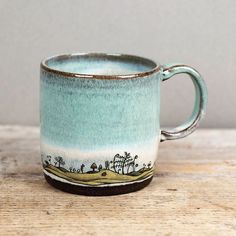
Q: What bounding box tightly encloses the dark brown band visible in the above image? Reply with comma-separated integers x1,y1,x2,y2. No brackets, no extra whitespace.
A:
44,174,153,196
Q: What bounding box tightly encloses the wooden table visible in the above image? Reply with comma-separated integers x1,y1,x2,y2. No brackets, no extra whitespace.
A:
1,126,236,235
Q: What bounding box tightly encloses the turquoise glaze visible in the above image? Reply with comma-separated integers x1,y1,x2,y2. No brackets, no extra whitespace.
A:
40,72,160,149
40,53,207,193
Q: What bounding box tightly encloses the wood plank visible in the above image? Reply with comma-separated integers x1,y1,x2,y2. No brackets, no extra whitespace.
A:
0,126,236,235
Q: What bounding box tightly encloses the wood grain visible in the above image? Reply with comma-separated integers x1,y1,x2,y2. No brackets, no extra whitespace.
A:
0,126,236,236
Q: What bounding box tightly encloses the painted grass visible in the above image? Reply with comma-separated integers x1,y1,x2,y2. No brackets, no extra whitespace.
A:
44,165,154,186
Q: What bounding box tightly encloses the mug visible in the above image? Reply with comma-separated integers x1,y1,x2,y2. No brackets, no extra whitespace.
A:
40,53,207,196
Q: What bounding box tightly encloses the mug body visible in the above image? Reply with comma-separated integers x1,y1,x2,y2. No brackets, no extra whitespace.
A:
40,53,161,195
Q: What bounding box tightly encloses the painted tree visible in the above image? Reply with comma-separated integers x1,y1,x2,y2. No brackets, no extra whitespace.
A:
121,152,129,174
80,164,85,173
113,154,120,173
113,153,129,174
98,164,103,171
90,163,97,172
112,152,139,174
46,155,52,164
44,155,51,166
123,152,133,174
110,161,113,171
44,160,50,166
105,161,110,170
54,156,65,168
132,155,138,171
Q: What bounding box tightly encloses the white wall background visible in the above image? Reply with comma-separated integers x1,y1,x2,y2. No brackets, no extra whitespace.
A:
0,0,235,128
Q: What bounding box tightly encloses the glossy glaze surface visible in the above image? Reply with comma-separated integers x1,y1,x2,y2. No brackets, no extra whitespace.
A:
40,53,207,195
40,54,160,189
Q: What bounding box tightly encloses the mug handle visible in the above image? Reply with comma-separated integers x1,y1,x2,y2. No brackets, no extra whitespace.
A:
160,63,208,142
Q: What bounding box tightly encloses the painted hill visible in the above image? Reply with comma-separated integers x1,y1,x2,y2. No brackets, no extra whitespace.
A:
44,164,154,186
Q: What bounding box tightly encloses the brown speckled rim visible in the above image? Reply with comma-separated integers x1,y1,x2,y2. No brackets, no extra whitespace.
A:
40,53,161,80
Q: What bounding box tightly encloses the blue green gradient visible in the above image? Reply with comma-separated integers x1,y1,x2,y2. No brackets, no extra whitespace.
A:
40,68,160,150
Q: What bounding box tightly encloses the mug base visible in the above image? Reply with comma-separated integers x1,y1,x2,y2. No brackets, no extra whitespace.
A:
44,174,153,196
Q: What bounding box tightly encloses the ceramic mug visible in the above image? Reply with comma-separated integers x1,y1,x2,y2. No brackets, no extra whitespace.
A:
40,53,207,195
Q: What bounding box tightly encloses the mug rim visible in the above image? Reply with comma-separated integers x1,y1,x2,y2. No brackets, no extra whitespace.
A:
40,52,161,80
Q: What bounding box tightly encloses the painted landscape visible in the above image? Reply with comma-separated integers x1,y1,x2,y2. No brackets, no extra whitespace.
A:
42,152,154,186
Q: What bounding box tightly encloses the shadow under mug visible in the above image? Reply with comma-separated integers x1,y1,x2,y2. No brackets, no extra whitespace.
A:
40,53,207,196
